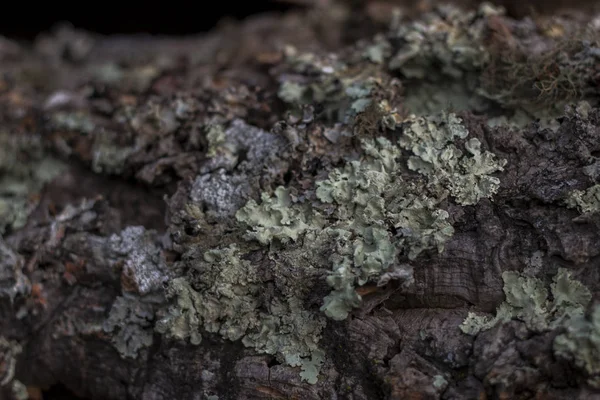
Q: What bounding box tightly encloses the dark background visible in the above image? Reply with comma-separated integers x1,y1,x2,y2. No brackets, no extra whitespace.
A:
0,2,297,39
2,0,597,40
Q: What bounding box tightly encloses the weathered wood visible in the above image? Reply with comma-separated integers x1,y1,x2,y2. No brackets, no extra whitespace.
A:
1,1,600,399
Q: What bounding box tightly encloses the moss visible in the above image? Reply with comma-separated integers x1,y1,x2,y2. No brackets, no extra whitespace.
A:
461,268,591,335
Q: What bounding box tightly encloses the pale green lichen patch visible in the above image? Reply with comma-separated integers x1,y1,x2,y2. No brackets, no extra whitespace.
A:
103,296,154,359
565,184,600,214
0,336,28,399
156,244,326,384
237,136,450,321
276,46,397,126
0,336,21,386
387,4,501,116
236,187,318,245
242,296,325,385
554,304,600,388
399,113,507,205
460,268,591,335
156,244,260,344
314,137,452,318
0,132,66,234
388,4,498,79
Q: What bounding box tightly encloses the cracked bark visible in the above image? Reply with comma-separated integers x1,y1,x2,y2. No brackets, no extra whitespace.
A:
1,1,600,399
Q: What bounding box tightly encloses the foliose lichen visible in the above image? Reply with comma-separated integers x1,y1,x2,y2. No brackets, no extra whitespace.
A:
0,132,66,234
103,226,169,358
460,268,592,335
235,187,317,245
388,4,497,80
0,336,27,400
554,304,600,388
398,113,507,206
276,45,401,126
156,244,326,384
103,296,154,359
565,184,600,214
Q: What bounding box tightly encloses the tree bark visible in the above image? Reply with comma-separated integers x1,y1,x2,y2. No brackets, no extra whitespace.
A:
1,2,600,399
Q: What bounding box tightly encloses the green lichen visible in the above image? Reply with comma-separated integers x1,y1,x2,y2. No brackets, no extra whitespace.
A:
205,124,231,158
50,111,96,134
276,46,390,125
235,187,318,245
0,132,66,234
460,268,591,335
10,380,28,400
165,111,504,383
91,134,135,175
103,296,154,359
388,4,498,79
0,336,21,386
399,113,507,205
554,304,600,388
433,374,448,389
565,184,600,214
156,244,259,344
241,296,325,385
364,35,392,64
0,336,27,399
156,244,325,384
315,137,453,319
237,136,452,321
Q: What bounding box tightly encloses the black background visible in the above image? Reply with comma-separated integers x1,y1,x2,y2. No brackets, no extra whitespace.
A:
0,2,297,39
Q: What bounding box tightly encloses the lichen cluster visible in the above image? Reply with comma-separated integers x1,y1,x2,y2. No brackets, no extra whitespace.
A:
0,132,65,234
156,244,326,384
555,304,600,388
162,111,502,383
460,268,592,335
566,184,600,214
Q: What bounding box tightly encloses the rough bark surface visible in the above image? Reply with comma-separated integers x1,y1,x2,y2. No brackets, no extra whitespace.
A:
1,1,600,399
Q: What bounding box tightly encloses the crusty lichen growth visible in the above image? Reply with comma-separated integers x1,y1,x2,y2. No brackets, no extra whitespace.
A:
554,304,600,388
102,226,169,358
0,239,31,304
0,132,66,234
0,336,27,400
388,4,499,80
103,296,154,359
565,184,600,214
276,45,402,127
156,244,326,384
461,268,591,335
